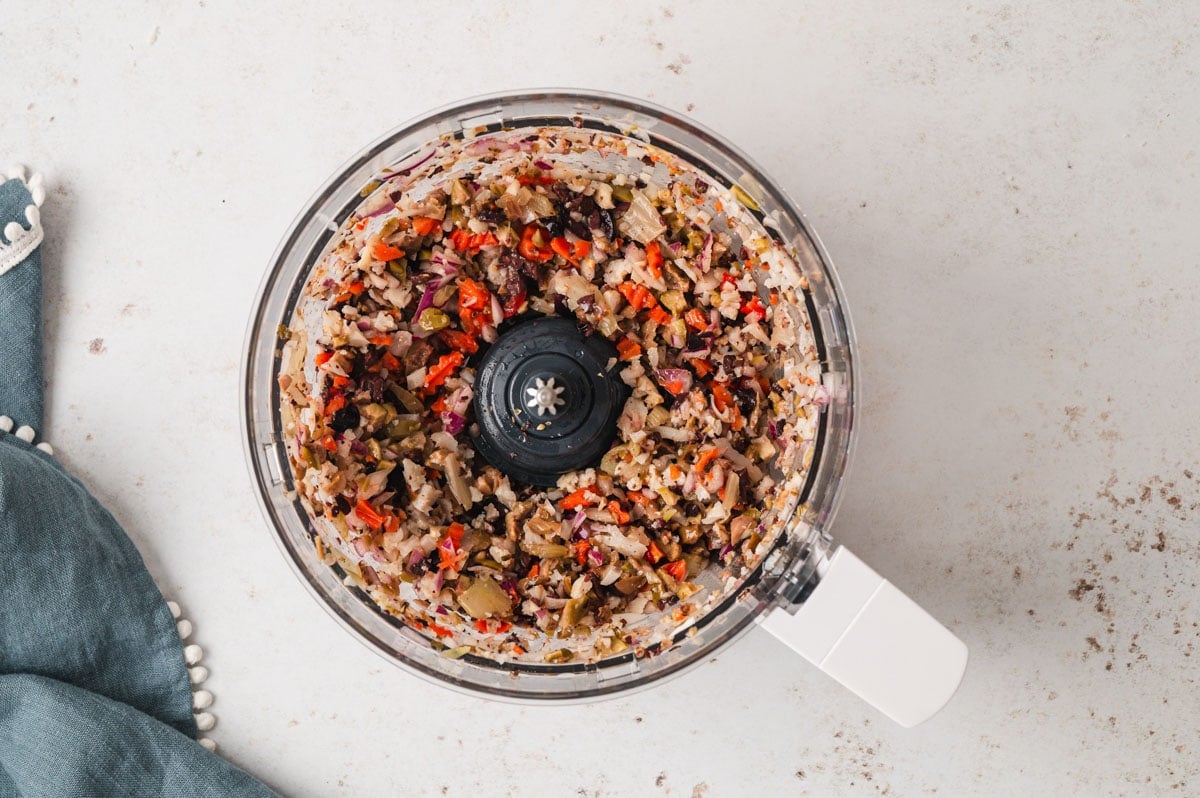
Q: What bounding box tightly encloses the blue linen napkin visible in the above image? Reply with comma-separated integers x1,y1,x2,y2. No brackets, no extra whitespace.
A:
0,171,278,797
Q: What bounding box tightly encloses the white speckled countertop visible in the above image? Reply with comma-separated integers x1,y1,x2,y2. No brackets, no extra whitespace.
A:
4,2,1199,795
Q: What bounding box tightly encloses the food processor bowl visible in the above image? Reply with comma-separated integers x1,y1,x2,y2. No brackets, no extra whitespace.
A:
243,90,966,723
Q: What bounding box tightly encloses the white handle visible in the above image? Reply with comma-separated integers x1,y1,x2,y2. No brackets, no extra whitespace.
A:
760,546,967,727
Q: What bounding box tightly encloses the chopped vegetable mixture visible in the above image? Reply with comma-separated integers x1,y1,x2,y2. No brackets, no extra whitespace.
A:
278,128,826,662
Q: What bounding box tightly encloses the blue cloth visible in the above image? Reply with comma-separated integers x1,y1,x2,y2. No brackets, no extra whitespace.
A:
0,177,42,431
0,175,277,796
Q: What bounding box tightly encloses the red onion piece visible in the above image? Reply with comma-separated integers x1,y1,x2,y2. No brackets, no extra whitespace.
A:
654,368,693,395
361,199,396,219
415,285,436,317
440,411,466,435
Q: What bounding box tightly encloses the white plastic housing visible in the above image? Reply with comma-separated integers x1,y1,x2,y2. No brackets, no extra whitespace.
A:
761,546,968,727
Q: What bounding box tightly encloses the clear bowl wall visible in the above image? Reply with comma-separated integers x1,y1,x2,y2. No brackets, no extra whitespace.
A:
242,90,856,701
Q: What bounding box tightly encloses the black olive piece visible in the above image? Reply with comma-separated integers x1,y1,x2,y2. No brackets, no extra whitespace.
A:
386,465,407,497
568,218,592,240
476,206,506,224
329,404,360,433
423,550,441,572
733,381,759,415
334,495,352,515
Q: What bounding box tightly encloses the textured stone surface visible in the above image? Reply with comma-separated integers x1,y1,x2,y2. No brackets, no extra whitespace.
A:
3,2,1198,795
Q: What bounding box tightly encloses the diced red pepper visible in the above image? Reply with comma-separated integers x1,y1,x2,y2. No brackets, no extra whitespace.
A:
457,278,491,336
662,560,687,581
446,522,465,547
573,240,591,260
424,351,464,391
646,540,665,565
560,486,599,511
616,337,642,361
645,241,663,279
428,623,454,638
626,490,653,506
573,540,592,566
381,352,401,372
550,237,575,262
692,359,713,378
606,500,630,524
711,381,734,413
617,281,654,311
437,536,461,571
516,174,555,185
501,289,527,319
741,295,766,319
355,499,384,529
368,334,392,347
373,241,403,261
661,377,690,396
694,447,720,474
411,216,441,236
325,394,346,415
439,329,479,354
518,224,554,263
471,231,498,250
685,308,709,331
475,619,512,633
321,433,337,452
346,280,366,296
314,351,334,367
646,304,671,325
448,228,472,252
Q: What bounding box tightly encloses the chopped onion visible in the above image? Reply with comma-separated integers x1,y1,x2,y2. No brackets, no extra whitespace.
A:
654,368,693,395
414,285,436,318
361,200,397,219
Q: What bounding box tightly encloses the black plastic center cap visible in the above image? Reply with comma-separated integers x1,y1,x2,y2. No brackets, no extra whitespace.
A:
471,316,630,487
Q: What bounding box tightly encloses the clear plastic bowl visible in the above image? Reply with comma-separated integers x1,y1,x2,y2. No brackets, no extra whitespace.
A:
242,89,856,702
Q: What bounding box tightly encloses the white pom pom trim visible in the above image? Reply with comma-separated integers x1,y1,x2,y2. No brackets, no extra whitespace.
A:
0,416,54,455
0,164,45,277
166,599,220,749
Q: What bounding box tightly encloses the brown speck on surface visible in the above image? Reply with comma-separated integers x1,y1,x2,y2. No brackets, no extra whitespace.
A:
1086,636,1103,653
655,772,666,788
88,338,106,354
121,303,137,316
1012,565,1022,582
634,716,643,723
686,103,695,112
1151,532,1167,551
691,783,709,798
1069,579,1096,600
662,6,674,17
795,770,806,780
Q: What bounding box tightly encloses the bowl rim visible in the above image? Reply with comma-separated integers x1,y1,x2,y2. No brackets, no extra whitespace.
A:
240,87,859,703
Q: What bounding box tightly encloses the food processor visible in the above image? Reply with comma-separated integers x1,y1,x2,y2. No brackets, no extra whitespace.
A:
243,90,968,726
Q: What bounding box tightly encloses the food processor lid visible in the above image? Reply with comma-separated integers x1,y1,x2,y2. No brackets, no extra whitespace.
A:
761,547,968,727
471,315,629,487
